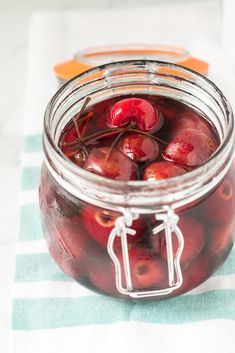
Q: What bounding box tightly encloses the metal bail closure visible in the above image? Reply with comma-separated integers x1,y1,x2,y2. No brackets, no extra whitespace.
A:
107,206,184,298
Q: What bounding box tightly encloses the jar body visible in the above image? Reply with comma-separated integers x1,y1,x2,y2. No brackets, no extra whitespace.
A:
40,60,235,300
39,160,235,299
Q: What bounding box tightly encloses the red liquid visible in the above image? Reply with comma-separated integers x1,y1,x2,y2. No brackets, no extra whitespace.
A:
39,95,235,300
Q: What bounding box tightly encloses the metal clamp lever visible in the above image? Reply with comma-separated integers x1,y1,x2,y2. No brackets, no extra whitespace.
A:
107,207,184,298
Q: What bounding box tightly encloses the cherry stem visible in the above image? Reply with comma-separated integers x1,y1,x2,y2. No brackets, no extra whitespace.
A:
129,128,168,145
59,128,123,148
78,144,89,158
82,128,123,144
105,130,127,160
73,96,91,139
80,112,94,137
60,138,80,147
60,125,168,149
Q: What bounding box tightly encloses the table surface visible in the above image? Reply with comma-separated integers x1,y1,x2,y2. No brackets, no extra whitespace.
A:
1,1,235,352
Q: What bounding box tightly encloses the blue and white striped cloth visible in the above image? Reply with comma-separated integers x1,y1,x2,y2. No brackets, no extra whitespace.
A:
11,7,235,353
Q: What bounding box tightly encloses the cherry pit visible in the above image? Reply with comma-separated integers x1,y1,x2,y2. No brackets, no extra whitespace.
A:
39,94,235,300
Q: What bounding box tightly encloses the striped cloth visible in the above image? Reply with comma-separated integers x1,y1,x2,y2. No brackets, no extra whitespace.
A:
11,7,235,353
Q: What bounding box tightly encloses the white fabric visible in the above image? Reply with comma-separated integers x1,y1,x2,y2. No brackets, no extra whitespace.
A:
12,320,235,353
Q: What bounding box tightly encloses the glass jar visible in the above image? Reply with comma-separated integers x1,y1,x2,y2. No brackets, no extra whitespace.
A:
40,60,235,301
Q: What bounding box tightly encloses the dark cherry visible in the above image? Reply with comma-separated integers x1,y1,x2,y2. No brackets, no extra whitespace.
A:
157,98,186,121
81,205,145,248
83,147,138,180
48,242,79,280
119,133,159,163
172,256,211,295
53,217,88,260
61,125,78,145
118,247,166,289
107,98,161,132
162,128,217,167
89,258,117,296
151,217,205,264
202,177,234,223
171,110,211,136
143,161,186,181
208,221,234,256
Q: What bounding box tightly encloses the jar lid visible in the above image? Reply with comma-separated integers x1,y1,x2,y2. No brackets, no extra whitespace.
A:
54,44,209,83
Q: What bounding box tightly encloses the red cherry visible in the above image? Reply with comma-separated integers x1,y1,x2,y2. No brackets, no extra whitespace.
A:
107,98,161,132
151,216,205,264
162,128,217,167
81,206,145,248
208,221,235,256
156,98,185,121
53,217,88,260
173,256,211,295
61,124,78,145
171,111,211,136
83,147,138,180
202,178,234,224
61,148,87,167
89,258,117,296
48,242,77,279
47,217,89,281
119,133,159,163
143,161,186,181
118,248,167,289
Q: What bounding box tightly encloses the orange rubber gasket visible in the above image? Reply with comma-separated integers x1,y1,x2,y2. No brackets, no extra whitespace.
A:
54,49,209,81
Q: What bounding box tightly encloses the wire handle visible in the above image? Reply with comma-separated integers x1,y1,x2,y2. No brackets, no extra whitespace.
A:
107,206,184,298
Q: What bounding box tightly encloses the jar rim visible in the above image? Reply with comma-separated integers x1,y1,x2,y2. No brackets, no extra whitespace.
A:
43,60,234,209
74,44,189,66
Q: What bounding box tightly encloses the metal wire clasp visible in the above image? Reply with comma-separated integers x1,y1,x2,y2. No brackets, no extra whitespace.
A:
107,206,184,298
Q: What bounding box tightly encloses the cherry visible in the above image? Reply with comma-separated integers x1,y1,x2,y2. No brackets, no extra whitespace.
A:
89,258,117,296
48,242,78,279
81,205,145,248
92,100,111,130
156,98,185,121
61,124,78,146
119,133,159,163
151,216,205,264
83,147,138,180
202,178,234,224
162,128,217,167
171,110,211,136
143,161,186,181
46,217,90,281
208,221,234,257
40,164,83,220
172,255,211,295
118,247,166,289
107,98,162,132
53,217,89,260
60,122,89,167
